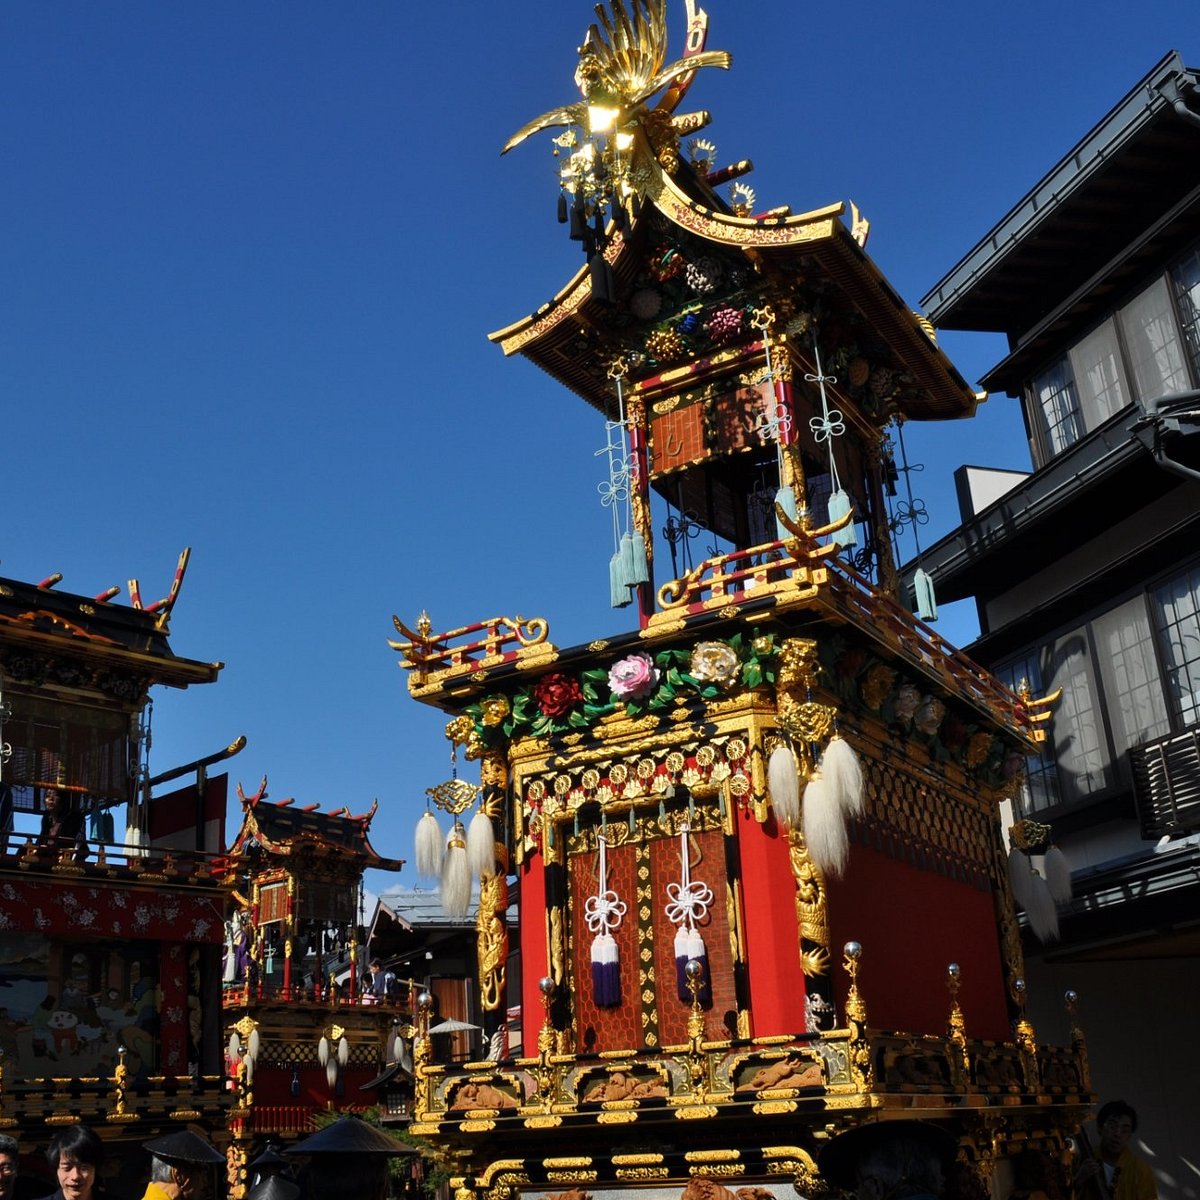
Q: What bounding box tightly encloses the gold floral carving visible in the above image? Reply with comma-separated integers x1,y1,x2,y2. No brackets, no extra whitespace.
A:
616,1168,670,1181
522,1115,562,1129
598,1111,639,1124
675,1105,719,1120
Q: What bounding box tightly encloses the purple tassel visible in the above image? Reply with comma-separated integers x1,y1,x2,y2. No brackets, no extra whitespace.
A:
591,931,621,1007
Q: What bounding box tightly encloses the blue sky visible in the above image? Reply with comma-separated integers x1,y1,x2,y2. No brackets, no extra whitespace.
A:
2,2,1195,896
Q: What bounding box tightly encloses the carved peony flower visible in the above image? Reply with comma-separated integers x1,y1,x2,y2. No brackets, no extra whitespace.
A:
630,288,663,320
914,695,946,737
532,673,584,719
861,664,896,711
445,715,475,746
893,682,921,724
966,731,995,769
608,653,660,700
690,641,741,687
480,696,511,727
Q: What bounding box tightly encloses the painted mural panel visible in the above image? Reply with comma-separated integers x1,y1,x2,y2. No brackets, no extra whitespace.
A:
0,931,161,1079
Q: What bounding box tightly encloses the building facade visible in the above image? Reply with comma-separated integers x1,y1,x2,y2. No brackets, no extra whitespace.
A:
913,51,1200,1199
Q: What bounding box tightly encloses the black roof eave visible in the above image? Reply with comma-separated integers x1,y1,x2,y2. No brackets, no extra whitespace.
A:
979,181,1200,395
922,51,1200,332
902,410,1152,598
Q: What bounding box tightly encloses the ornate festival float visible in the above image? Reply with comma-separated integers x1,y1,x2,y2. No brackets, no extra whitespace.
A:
0,552,235,1192
216,778,409,1194
391,3,1087,1200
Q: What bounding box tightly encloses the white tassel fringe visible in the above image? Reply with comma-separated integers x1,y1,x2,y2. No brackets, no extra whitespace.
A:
440,822,472,917
802,774,849,878
467,809,496,878
768,744,801,828
1007,847,1040,914
1042,845,1073,904
822,734,864,816
415,810,445,879
1024,872,1060,943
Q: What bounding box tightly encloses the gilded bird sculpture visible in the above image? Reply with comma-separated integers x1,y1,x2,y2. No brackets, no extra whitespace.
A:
502,0,731,155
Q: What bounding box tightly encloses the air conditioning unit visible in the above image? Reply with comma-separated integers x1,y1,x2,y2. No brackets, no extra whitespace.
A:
1129,726,1200,838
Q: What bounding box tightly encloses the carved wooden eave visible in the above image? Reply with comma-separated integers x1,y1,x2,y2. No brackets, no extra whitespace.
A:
0,566,220,693
227,795,404,874
488,139,978,423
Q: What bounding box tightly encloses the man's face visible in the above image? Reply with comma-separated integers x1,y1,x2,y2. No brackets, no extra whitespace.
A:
0,1152,18,1200
1101,1114,1135,1159
56,1153,96,1200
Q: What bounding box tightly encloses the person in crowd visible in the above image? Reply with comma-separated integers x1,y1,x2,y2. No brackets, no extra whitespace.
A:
139,1132,225,1200
820,1120,957,1200
36,789,86,861
36,1125,112,1200
0,1135,19,1200
365,959,397,1003
1075,1100,1157,1200
245,1179,298,1200
287,1115,410,1200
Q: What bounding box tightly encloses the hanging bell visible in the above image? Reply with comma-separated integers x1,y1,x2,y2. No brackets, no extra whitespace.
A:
827,489,858,548
590,254,616,305
569,199,588,241
913,567,938,622
557,192,568,224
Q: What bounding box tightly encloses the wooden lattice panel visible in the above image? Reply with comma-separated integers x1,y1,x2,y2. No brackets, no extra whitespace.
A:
857,758,993,886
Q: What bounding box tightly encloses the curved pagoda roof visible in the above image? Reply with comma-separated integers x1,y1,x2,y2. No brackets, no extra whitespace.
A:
0,553,220,691
227,780,403,872
490,131,978,423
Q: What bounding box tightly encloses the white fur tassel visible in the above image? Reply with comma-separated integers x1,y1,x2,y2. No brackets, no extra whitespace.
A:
821,734,864,816
802,773,849,878
467,808,496,878
440,820,472,917
1007,846,1040,914
1042,845,1073,904
1023,872,1060,943
768,744,801,828
415,809,445,879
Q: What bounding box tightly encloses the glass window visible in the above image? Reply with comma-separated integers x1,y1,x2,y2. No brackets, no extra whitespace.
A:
1067,318,1129,428
1118,277,1191,402
1171,247,1200,382
1153,563,1200,728
1092,596,1170,758
1040,628,1112,803
1033,357,1083,456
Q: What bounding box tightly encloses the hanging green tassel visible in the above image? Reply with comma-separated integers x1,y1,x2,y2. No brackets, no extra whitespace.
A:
775,484,799,539
827,489,857,548
610,548,632,608
621,529,650,587
913,567,938,622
